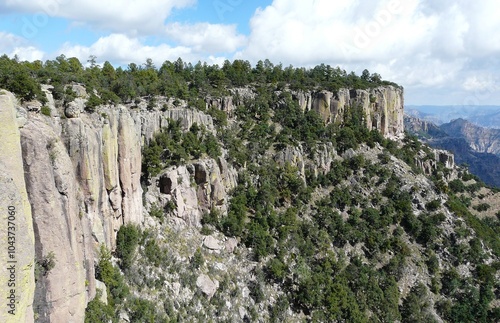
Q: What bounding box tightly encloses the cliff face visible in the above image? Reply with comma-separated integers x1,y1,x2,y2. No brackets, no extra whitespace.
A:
19,104,147,322
207,86,405,138
0,89,225,322
403,115,447,138
0,91,35,323
293,86,404,138
0,84,405,321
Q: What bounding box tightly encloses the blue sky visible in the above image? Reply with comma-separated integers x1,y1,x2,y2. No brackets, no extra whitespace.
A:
1,0,500,106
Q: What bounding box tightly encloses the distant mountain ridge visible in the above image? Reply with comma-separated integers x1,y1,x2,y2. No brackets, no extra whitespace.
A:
405,115,500,188
407,105,500,128
440,118,500,156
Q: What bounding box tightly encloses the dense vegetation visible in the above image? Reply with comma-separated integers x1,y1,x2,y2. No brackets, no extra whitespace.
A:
0,54,398,106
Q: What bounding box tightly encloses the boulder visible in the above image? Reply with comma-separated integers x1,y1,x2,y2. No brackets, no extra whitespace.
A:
196,274,219,298
71,84,88,98
203,236,222,251
95,280,108,304
64,103,81,118
225,238,238,253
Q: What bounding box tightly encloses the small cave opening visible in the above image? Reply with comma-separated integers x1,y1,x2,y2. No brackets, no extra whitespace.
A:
159,176,172,194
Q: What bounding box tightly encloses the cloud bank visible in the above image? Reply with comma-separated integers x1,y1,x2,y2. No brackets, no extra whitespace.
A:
1,0,500,104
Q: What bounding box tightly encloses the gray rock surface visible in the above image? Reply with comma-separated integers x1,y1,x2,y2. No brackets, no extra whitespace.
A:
21,119,87,323
0,91,35,323
203,236,222,251
294,86,404,137
196,274,219,298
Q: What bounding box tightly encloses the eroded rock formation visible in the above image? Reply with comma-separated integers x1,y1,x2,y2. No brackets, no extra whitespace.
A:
0,83,405,321
294,86,404,137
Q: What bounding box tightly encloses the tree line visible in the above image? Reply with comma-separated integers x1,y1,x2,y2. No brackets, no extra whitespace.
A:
0,54,400,105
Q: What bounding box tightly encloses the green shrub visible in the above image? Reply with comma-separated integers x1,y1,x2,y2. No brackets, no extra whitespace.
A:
84,289,114,323
127,297,162,322
149,203,164,221
34,251,56,281
473,203,490,212
85,93,102,113
115,224,140,270
96,245,129,306
425,199,441,211
41,106,51,116
144,239,162,267
400,283,437,323
190,248,204,269
449,179,465,193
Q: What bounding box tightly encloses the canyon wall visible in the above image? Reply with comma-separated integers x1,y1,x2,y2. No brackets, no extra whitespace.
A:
293,86,405,137
0,85,405,321
0,91,35,323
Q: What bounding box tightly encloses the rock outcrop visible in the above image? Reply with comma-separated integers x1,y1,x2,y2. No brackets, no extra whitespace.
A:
293,86,404,137
196,274,219,298
274,143,340,181
21,120,87,323
414,149,455,176
145,158,238,229
404,115,447,138
0,91,35,323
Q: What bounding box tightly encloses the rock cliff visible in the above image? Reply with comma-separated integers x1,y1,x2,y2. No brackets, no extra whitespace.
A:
0,91,35,323
0,88,228,322
1,84,405,321
206,86,405,138
293,86,405,137
406,115,500,187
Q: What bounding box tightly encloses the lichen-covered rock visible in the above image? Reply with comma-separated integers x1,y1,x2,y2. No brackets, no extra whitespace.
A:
435,149,455,169
71,84,88,98
117,109,143,224
21,120,87,323
274,146,306,182
64,100,83,118
94,280,108,304
206,96,234,117
0,91,35,323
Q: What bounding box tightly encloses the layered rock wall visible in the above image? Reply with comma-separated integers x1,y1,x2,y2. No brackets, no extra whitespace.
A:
293,86,405,137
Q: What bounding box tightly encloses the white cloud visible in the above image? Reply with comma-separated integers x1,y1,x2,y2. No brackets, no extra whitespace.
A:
2,0,196,35
462,76,497,92
59,34,194,66
236,0,500,104
164,22,246,53
0,32,45,61
2,0,500,105
240,0,426,65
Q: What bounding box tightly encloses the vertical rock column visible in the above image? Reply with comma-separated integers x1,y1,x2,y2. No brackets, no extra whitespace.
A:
118,110,143,224
0,92,35,323
21,119,86,323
